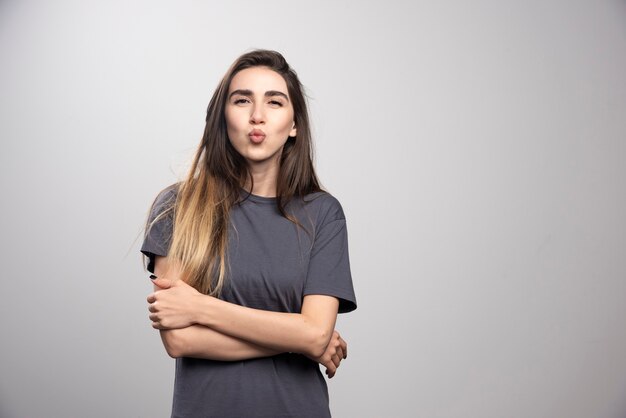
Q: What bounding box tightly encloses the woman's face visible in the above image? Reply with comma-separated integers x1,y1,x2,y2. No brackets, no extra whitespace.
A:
225,66,297,169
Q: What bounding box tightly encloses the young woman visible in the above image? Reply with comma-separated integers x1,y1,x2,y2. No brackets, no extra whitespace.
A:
141,49,357,418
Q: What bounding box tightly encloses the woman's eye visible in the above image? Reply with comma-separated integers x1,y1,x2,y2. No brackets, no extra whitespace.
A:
268,100,283,107
234,98,250,104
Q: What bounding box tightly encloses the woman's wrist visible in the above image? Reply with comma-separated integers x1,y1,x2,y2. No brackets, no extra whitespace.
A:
192,292,217,327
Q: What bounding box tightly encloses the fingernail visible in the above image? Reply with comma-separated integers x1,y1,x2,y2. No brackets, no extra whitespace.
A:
150,274,158,280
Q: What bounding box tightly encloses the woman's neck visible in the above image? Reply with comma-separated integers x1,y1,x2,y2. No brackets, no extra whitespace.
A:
244,160,279,197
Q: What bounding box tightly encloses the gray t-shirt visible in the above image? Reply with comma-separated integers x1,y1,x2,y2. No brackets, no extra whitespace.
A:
141,184,357,418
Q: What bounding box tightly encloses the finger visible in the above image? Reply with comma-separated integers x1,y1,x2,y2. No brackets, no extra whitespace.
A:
338,336,346,350
325,363,337,377
336,346,344,360
339,337,347,358
152,278,173,289
331,354,341,368
148,304,157,313
146,293,156,304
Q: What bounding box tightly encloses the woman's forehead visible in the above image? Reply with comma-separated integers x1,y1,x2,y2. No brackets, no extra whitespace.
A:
228,67,289,95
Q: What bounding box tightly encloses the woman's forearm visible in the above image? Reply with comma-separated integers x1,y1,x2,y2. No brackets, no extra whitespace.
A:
148,264,339,358
160,325,282,360
190,293,339,358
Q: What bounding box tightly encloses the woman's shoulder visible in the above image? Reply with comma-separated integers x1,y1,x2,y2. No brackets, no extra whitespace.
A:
299,191,346,224
155,182,180,201
149,182,180,214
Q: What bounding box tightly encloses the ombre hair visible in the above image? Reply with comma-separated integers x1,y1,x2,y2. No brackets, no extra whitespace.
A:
146,49,321,296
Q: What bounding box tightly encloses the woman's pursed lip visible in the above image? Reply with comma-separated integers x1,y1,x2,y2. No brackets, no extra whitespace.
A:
249,129,266,143
249,129,265,137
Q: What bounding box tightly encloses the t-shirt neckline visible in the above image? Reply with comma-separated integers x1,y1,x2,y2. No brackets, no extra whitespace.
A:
240,189,277,204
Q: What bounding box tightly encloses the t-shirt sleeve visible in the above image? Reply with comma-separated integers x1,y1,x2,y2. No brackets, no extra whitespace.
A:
303,198,357,314
140,185,177,273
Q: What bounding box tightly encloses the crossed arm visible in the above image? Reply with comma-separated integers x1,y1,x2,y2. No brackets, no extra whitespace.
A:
147,256,348,377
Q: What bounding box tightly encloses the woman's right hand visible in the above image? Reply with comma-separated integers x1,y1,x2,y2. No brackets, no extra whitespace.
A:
308,330,347,378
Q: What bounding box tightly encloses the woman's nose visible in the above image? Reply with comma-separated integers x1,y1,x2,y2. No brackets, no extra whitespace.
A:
250,104,265,124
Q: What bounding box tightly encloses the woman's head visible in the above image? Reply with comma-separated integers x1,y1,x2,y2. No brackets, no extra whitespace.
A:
199,49,319,200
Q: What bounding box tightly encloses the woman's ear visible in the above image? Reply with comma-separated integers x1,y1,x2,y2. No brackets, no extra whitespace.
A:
289,122,297,138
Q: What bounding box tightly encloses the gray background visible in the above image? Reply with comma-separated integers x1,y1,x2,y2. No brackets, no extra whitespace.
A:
1,1,625,417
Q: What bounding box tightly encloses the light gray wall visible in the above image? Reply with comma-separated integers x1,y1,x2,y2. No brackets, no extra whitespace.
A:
1,1,625,417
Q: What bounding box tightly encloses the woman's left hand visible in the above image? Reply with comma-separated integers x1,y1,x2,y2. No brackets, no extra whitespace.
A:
308,330,347,378
147,278,202,330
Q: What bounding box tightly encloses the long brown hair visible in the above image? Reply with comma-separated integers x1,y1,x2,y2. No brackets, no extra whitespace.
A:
149,49,322,295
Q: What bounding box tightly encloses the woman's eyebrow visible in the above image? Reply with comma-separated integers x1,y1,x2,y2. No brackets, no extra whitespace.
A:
229,89,290,102
265,90,289,101
229,89,253,99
